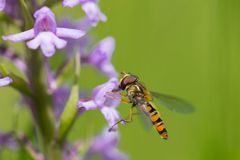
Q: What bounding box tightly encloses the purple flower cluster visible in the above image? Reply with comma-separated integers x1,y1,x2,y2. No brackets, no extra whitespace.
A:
86,128,128,160
0,1,127,160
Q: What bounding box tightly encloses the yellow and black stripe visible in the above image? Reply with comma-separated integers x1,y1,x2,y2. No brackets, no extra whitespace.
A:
146,103,168,139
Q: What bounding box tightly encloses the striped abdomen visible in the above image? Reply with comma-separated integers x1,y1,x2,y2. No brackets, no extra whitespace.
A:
145,103,168,139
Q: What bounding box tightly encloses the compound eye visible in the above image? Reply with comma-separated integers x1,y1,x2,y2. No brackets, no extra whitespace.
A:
120,75,138,90
124,75,137,84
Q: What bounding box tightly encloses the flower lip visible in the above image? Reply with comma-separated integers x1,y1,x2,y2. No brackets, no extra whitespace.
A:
26,32,67,57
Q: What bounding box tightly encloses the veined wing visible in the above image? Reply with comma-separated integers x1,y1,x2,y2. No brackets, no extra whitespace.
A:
150,91,194,113
136,105,153,130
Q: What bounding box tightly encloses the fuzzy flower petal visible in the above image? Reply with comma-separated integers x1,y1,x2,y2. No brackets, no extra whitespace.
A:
0,132,18,149
0,0,5,11
100,63,118,78
78,100,97,110
89,37,115,64
56,28,85,39
63,0,106,26
62,0,80,7
100,107,122,131
0,77,13,87
82,2,107,26
1,0,21,19
82,37,118,78
2,29,35,42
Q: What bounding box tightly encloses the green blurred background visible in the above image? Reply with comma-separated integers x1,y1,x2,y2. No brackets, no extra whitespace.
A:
1,0,240,159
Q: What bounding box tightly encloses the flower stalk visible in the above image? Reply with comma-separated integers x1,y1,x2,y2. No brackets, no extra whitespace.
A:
26,49,56,158
58,52,80,145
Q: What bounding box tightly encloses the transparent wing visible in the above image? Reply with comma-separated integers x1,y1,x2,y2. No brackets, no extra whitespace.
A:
135,106,153,130
150,91,195,113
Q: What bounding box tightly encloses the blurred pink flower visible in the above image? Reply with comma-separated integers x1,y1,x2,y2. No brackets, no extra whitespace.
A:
0,77,12,87
63,0,107,26
0,0,5,11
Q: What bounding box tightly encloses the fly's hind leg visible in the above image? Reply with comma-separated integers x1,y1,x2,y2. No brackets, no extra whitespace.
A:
124,106,139,122
108,106,138,132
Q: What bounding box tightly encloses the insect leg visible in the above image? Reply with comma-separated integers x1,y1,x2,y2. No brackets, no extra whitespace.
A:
108,107,136,132
125,106,137,122
121,97,131,104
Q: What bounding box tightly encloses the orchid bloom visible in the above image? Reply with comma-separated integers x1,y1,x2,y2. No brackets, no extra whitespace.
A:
87,128,128,160
78,78,122,131
2,7,85,57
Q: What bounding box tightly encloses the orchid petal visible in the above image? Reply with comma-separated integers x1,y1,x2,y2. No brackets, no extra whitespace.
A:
98,37,115,59
78,100,97,110
100,107,121,131
2,29,34,42
26,35,42,49
52,35,67,49
99,63,118,78
40,41,56,57
56,28,85,39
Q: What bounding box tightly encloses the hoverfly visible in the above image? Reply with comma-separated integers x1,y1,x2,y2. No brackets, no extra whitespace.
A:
108,72,194,140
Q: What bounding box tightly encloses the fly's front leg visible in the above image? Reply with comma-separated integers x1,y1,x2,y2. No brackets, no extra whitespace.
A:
120,93,131,104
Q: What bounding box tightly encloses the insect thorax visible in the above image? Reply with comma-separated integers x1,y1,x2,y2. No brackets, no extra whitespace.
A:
125,84,147,106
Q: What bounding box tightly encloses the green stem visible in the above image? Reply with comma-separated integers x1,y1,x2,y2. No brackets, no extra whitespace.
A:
57,52,81,145
26,50,55,154
20,0,34,29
